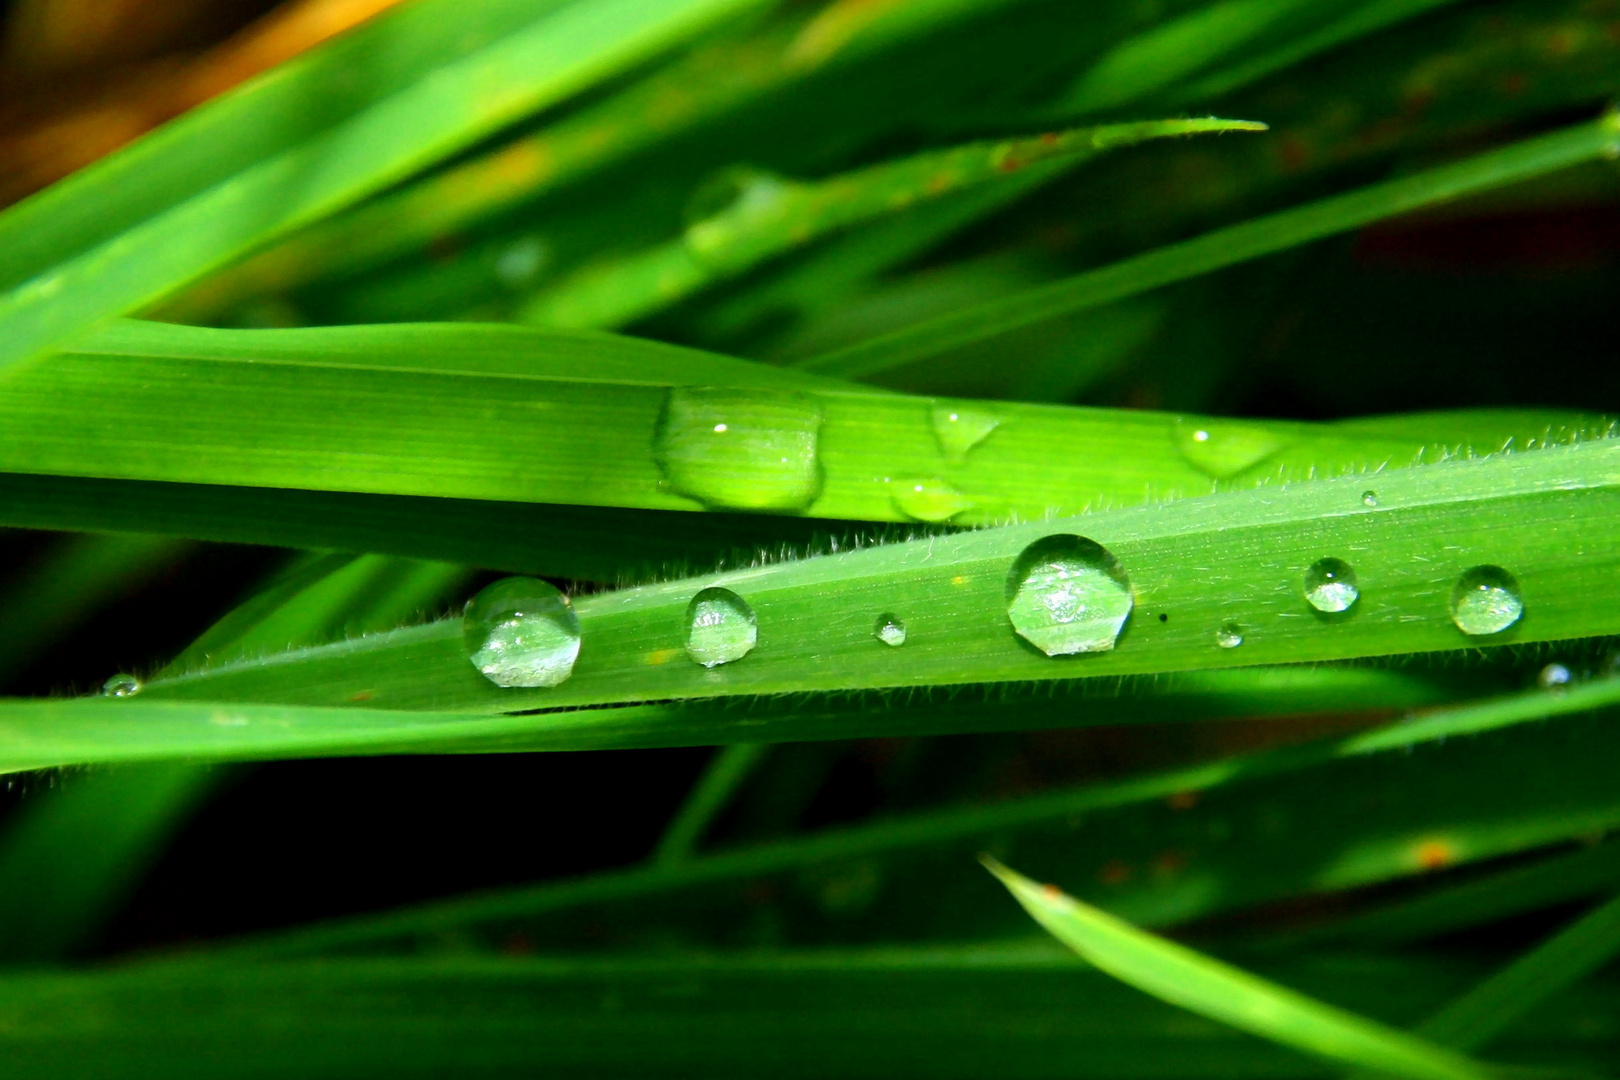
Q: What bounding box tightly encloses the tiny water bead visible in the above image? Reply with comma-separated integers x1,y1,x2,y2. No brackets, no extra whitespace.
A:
686,587,758,667
463,577,581,688
1172,418,1288,480
653,387,823,512
930,401,1002,464
891,477,974,522
102,673,142,697
1216,622,1244,649
874,614,907,647
1005,535,1133,656
1538,663,1573,690
1449,565,1524,636
1303,557,1359,614
1362,490,1379,507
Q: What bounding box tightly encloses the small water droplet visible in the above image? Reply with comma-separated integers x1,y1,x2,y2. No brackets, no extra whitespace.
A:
686,587,757,667
874,613,907,647
654,388,823,512
463,577,581,688
102,673,142,697
494,236,548,288
1450,565,1523,636
1538,663,1572,690
1362,490,1379,507
930,401,1002,464
1173,418,1288,479
1005,535,1133,656
1216,622,1244,649
891,477,973,522
1304,557,1359,614
683,168,795,265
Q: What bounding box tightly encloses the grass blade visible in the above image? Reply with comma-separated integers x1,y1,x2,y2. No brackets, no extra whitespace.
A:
984,857,1494,1080
652,742,771,866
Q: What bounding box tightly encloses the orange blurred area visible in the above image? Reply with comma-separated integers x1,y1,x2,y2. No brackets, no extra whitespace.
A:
0,0,410,207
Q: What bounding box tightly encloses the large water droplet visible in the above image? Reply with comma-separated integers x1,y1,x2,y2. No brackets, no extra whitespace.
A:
874,613,907,647
686,587,757,667
654,388,823,512
102,673,142,697
891,477,973,522
1216,622,1244,649
1173,418,1288,479
931,401,1002,464
463,577,581,688
1450,565,1523,636
1005,535,1133,656
1304,557,1359,614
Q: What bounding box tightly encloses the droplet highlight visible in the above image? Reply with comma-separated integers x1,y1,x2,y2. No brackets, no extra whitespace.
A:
686,587,757,667
654,388,823,512
1304,557,1359,614
892,477,973,522
930,401,1002,464
1449,565,1523,636
1538,663,1572,690
1362,490,1379,507
874,613,907,647
102,673,142,697
1173,418,1288,479
1005,535,1133,656
463,577,581,688
1216,622,1244,649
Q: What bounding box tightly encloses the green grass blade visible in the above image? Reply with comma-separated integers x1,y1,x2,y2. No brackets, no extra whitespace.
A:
800,113,1620,379
652,742,771,866
518,118,1265,329
0,0,774,371
136,438,1620,712
984,857,1493,1080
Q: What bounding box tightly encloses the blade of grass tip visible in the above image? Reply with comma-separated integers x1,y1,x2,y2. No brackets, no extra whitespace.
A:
651,742,770,866
516,118,1266,330
0,0,778,372
983,857,1494,1080
800,110,1620,380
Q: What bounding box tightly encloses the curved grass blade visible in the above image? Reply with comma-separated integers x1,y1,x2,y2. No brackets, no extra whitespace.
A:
0,0,775,371
136,438,1620,712
652,742,771,866
517,118,1266,329
984,857,1494,1080
800,112,1620,379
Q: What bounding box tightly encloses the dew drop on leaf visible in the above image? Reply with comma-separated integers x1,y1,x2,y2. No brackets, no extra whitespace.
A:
1362,490,1379,507
1304,557,1359,613
1005,535,1133,656
1216,622,1244,649
930,401,1002,464
654,388,823,512
1538,663,1572,690
102,673,142,697
1172,418,1288,479
686,587,758,667
1449,565,1523,636
891,476,973,522
874,613,907,647
463,577,581,688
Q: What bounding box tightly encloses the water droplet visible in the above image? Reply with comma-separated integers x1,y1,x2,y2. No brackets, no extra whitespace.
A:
102,673,142,697
891,477,973,522
1304,557,1359,614
1216,622,1244,649
1538,663,1572,690
1005,535,1133,656
874,613,907,647
683,168,795,265
494,236,549,288
1362,490,1379,507
686,587,757,667
1450,565,1523,636
654,388,823,512
463,577,581,688
1173,418,1288,479
930,402,1002,464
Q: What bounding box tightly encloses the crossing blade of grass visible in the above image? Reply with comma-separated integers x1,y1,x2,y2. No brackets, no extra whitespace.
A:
11,320,1597,529
135,437,1620,712
800,112,1620,379
517,118,1265,329
984,858,1494,1080
0,0,777,372
652,742,771,866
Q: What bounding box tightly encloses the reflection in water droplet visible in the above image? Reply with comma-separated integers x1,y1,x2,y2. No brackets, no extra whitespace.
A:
930,401,1002,464
1450,565,1523,636
874,613,907,647
1362,490,1379,507
892,477,973,522
654,388,823,512
103,673,142,697
1304,557,1359,614
686,587,757,667
1216,623,1244,649
1005,535,1133,656
1173,418,1288,479
1538,663,1572,690
463,577,581,688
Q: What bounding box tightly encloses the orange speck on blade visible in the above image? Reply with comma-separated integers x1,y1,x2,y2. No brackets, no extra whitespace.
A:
1098,860,1132,885
1415,838,1456,870
1041,883,1063,900
349,691,373,702
645,648,682,666
1168,791,1199,811
951,575,967,586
